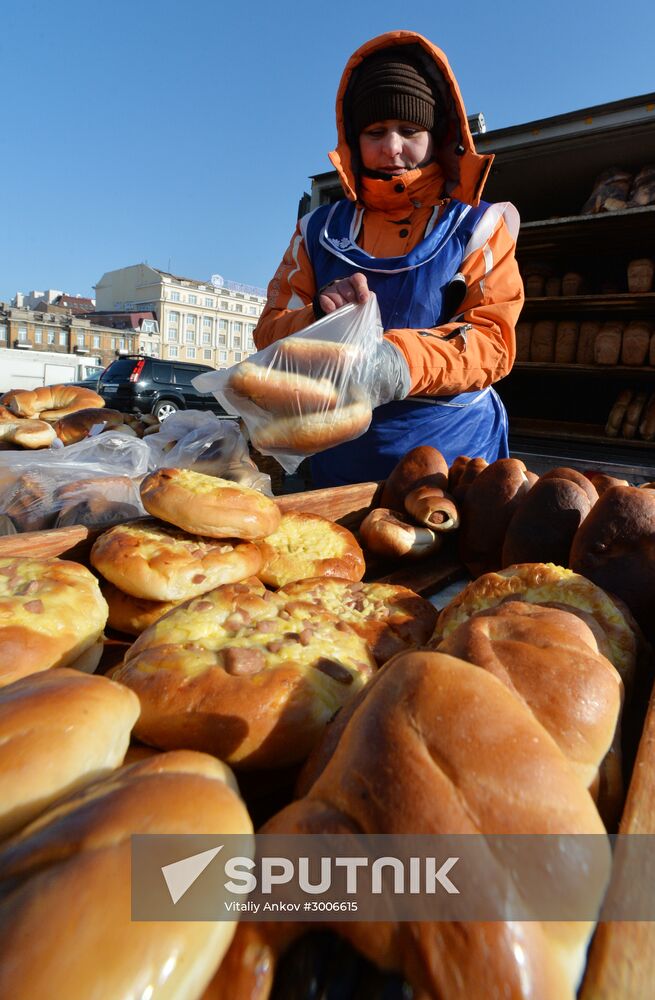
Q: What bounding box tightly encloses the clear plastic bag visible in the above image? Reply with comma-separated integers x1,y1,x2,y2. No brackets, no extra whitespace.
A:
143,410,272,494
580,167,633,214
192,294,385,473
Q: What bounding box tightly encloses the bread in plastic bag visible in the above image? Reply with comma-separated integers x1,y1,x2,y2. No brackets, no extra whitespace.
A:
580,167,633,214
628,164,655,208
192,294,384,473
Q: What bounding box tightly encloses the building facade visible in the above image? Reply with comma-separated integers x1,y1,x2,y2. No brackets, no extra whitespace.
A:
94,264,266,368
0,302,138,370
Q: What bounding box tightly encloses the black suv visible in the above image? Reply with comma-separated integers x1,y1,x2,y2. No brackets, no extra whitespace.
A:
97,356,231,421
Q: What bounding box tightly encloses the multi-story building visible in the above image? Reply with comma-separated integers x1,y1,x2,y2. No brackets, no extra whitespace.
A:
0,302,138,370
94,264,267,368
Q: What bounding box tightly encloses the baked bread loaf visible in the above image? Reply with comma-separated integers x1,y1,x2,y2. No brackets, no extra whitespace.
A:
561,272,584,296
576,320,600,364
379,444,448,510
606,389,633,438
0,668,139,839
358,506,441,560
0,418,56,449
626,257,654,293
621,321,651,366
250,396,372,454
0,556,108,687
554,320,579,363
91,518,263,601
639,393,655,441
111,584,376,768
584,470,630,495
628,166,655,208
540,465,599,506
501,475,593,568
545,275,562,296
436,602,622,798
458,458,536,577
215,650,607,1000
514,321,532,361
228,360,339,414
594,322,623,365
279,577,438,665
256,511,365,587
54,407,123,445
55,497,142,530
433,562,639,689
448,455,488,500
275,336,362,376
622,390,648,439
530,320,556,362
0,750,252,1000
4,384,105,420
569,485,655,640
140,467,281,539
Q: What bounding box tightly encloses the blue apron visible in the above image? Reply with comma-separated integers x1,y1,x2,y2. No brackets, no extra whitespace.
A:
303,198,510,487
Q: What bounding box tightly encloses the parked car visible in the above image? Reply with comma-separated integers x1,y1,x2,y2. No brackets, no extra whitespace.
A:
97,356,232,421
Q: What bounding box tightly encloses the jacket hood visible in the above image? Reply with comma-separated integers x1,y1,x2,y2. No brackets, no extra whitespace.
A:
329,30,493,207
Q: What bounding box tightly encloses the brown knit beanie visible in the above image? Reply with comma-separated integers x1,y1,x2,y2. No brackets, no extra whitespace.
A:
350,49,436,135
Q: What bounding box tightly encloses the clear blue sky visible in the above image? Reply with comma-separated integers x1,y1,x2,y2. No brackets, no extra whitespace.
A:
2,0,653,303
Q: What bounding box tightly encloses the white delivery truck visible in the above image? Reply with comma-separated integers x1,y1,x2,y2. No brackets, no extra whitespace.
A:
0,348,104,394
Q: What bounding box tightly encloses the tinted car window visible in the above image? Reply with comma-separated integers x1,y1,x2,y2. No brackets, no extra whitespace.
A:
152,363,173,383
100,359,139,381
174,368,207,386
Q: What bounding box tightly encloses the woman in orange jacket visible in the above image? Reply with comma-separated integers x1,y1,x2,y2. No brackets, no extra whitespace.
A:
254,30,524,488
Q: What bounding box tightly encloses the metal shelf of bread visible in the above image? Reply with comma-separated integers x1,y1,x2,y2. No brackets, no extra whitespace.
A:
0,450,654,999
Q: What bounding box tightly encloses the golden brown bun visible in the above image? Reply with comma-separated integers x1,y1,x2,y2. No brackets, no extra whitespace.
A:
569,485,655,641
584,470,630,495
228,360,339,414
540,466,599,506
111,584,376,768
358,507,442,560
501,476,593,568
140,467,281,539
0,668,139,839
0,418,56,449
5,384,105,420
0,751,252,1000
217,651,605,1000
403,483,460,530
554,320,579,363
91,518,263,601
251,397,372,454
379,445,448,510
458,458,534,577
275,336,362,375
256,511,365,587
0,556,108,687
54,407,123,445
448,455,489,500
278,577,438,666
434,562,639,689
436,602,622,797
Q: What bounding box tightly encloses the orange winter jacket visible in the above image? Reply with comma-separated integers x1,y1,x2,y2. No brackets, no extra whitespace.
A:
254,30,524,398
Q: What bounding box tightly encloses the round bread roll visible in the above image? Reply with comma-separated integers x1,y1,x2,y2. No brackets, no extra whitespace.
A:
569,485,655,641
256,511,365,587
228,360,339,414
539,466,599,507
0,418,56,449
0,751,252,1000
250,397,372,454
584,470,630,495
91,518,263,601
111,585,376,768
358,506,441,560
501,477,593,568
379,444,449,511
5,384,105,420
0,668,140,839
0,556,108,687
434,562,638,688
279,577,438,665
448,455,489,500
54,407,123,445
140,467,281,540
275,336,362,376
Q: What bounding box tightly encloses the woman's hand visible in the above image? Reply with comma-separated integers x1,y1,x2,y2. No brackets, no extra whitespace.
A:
318,272,370,313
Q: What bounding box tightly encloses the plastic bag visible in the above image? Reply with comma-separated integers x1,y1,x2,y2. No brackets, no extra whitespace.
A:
192,294,385,473
580,167,633,214
143,410,273,494
628,165,655,208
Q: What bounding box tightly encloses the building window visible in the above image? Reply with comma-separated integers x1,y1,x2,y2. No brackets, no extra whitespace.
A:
187,346,196,359
203,316,212,328
92,335,100,348
35,329,43,344
203,348,212,360
152,346,160,357
234,351,242,361
235,304,243,313
167,330,177,342
187,314,196,326
59,331,67,346
218,334,226,346
111,337,117,349
169,345,178,357
202,332,211,345
219,350,227,362
119,338,125,350
248,305,257,314
0,323,6,341
18,324,28,342
233,321,242,333
234,336,242,348
219,319,228,331
188,294,197,305
47,328,55,344
77,333,85,347
186,330,195,343
170,291,181,302
169,311,179,325
205,297,213,307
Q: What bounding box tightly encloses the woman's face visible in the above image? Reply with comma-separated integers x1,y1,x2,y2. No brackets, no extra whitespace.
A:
359,120,434,175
